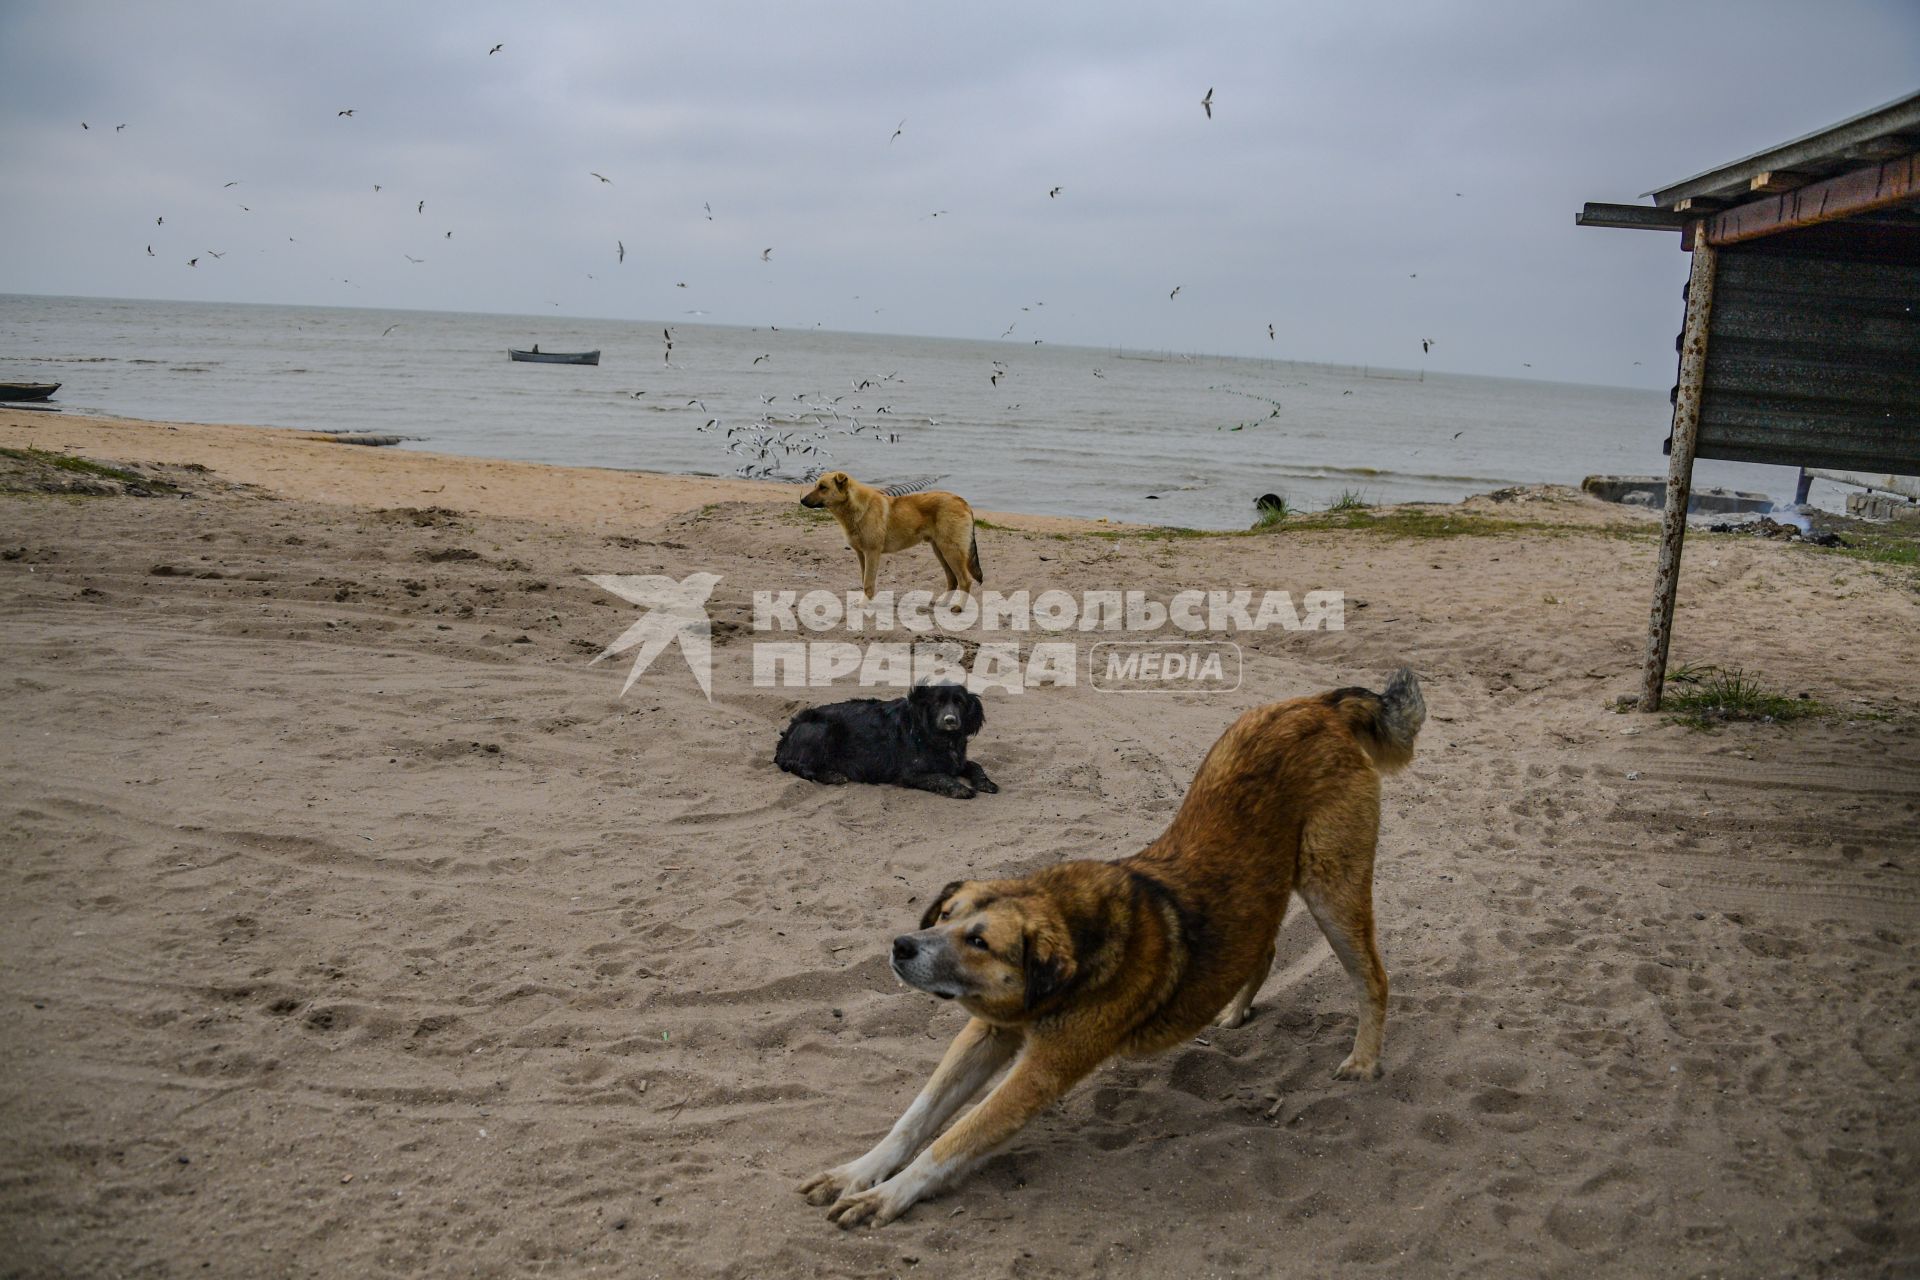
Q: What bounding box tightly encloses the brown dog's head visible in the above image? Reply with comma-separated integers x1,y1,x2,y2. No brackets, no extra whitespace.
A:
800,471,851,509
890,879,1075,1021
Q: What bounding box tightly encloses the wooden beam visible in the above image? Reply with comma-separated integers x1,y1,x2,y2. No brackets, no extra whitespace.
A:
1641,228,1718,713
1749,170,1813,193
1705,151,1920,246
1674,196,1729,213
1576,202,1689,231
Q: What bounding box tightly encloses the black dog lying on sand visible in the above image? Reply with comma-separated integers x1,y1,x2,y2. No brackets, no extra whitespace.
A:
775,683,998,799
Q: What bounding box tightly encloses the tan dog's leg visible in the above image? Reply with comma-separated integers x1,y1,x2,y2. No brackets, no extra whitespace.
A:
826,1047,1096,1228
929,542,964,610
859,547,879,599
800,1019,1016,1208
1215,939,1277,1029
1297,876,1388,1080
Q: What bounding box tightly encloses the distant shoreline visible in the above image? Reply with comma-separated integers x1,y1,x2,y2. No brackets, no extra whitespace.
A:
0,407,1120,534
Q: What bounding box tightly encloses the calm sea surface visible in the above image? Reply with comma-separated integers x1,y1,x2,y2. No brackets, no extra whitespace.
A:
1,293,1798,529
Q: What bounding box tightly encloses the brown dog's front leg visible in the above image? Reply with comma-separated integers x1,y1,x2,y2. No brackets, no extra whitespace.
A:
799,1018,1016,1208
826,1047,1095,1228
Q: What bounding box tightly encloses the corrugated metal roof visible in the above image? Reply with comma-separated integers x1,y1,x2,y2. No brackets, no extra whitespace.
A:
1647,91,1920,208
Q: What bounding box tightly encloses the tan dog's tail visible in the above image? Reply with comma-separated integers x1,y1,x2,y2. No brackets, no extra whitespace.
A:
1328,668,1424,773
967,530,983,584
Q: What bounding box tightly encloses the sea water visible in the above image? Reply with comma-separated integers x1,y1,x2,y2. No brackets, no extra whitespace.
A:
1,293,1800,529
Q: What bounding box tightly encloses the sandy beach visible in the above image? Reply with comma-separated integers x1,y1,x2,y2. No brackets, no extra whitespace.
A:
2,411,1916,1278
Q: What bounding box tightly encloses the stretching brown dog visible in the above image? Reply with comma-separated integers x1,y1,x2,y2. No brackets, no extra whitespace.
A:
799,472,982,604
800,670,1426,1228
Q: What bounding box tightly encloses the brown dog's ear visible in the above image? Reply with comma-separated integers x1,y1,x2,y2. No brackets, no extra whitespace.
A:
1023,915,1076,1010
919,880,966,930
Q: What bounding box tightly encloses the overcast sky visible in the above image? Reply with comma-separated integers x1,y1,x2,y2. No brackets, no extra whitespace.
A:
2,1,1914,388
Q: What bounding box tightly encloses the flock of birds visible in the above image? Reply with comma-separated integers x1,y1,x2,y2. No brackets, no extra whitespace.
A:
87,60,1509,484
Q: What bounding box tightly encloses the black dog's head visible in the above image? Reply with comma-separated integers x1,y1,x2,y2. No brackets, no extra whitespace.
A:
908,682,984,737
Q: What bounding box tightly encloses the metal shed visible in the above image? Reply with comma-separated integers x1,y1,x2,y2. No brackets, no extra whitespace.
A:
1578,91,1920,710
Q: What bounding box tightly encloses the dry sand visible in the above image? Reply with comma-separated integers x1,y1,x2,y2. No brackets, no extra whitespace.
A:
1,412,1917,1278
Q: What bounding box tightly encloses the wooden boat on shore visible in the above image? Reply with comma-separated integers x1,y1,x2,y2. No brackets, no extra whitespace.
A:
508,347,599,366
0,382,60,402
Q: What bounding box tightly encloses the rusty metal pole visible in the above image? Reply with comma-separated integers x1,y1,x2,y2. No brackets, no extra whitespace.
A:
1640,227,1718,711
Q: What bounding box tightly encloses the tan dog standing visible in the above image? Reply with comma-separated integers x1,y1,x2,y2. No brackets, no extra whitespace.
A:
799,472,982,605
800,670,1426,1228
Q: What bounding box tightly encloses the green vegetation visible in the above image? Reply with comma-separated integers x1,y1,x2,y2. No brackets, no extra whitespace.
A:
1251,494,1291,529
1661,664,1823,731
1827,530,1918,570
1285,507,1584,539
0,447,147,485
1327,489,1371,512
0,446,176,495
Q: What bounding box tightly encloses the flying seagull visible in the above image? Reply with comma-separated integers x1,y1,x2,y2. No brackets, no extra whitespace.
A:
417,200,424,214
81,122,88,130
1421,338,1433,354
445,230,452,239
890,118,905,144
617,240,625,264
404,254,423,263
223,181,240,188
115,124,125,132
205,249,225,259
703,201,713,220
338,109,354,117
488,43,503,55
187,257,198,267
372,184,382,193
591,171,612,184
761,248,772,262
1268,324,1275,340
146,245,153,256
1201,87,1213,119
1049,186,1062,198
1168,285,1181,300
382,324,401,337
752,353,770,365
156,216,163,226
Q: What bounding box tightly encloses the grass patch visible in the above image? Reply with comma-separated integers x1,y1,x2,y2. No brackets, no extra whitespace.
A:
0,447,147,485
1284,507,1561,539
1250,494,1291,529
1827,530,1919,570
1327,489,1371,512
0,446,178,495
1661,664,1824,731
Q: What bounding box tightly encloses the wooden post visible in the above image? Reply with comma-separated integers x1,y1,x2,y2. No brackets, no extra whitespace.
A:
1794,468,1814,505
1641,228,1718,711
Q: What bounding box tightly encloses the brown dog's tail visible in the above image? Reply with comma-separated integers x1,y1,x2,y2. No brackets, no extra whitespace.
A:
968,530,984,583
1327,668,1424,773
